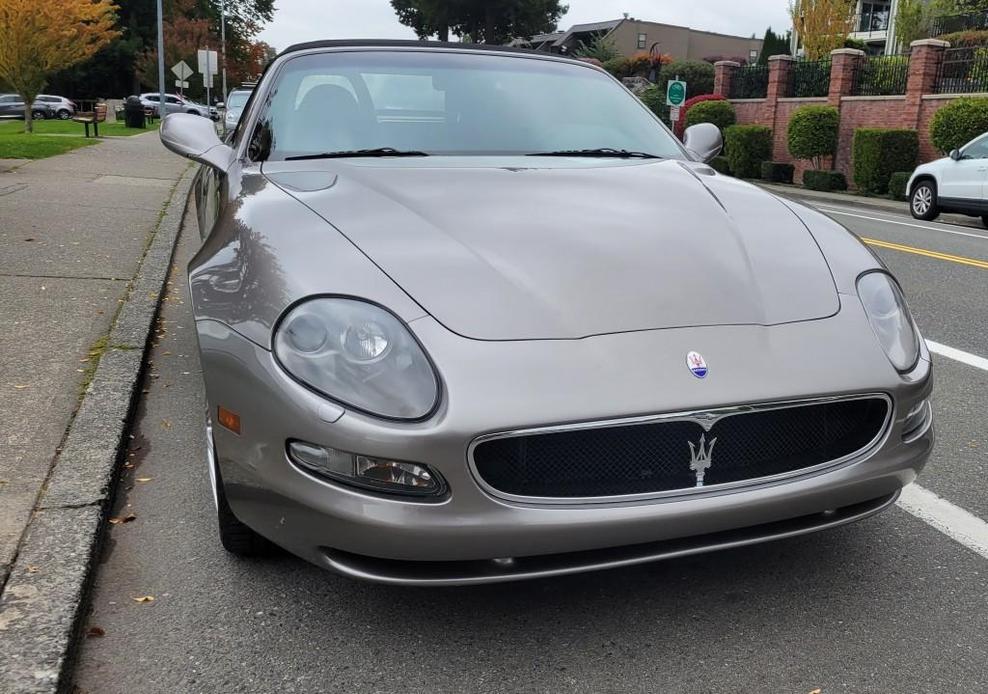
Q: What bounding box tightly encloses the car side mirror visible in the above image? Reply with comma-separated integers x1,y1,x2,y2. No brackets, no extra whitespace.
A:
160,113,234,172
683,123,723,164
217,102,225,108
950,149,961,161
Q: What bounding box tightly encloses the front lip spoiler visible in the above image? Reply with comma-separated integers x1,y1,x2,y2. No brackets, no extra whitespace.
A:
320,491,900,586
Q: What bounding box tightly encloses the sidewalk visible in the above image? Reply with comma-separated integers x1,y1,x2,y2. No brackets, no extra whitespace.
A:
0,132,190,691
758,182,911,214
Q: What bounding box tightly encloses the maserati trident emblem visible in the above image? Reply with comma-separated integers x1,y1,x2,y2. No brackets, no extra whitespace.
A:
688,434,717,487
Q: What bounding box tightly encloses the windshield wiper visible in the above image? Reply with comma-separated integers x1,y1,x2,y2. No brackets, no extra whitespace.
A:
284,147,429,161
526,148,662,159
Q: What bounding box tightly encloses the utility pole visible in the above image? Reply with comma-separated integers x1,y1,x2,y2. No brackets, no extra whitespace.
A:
220,0,228,103
156,0,166,120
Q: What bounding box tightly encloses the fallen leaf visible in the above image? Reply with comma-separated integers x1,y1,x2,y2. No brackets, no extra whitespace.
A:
161,418,172,429
25,565,39,574
136,477,152,483
131,595,155,603
108,514,137,525
13,385,28,390
809,689,822,694
86,626,106,638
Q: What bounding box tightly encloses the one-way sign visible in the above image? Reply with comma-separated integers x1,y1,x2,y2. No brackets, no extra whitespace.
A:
171,60,193,81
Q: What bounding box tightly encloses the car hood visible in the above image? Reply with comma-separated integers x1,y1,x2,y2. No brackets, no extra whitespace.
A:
263,158,839,341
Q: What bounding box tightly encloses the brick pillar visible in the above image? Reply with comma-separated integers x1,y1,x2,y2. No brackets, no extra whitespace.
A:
766,55,795,160
904,39,950,129
828,48,865,106
714,60,740,97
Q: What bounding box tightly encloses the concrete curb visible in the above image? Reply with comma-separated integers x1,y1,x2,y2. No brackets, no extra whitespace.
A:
0,165,195,694
757,182,910,214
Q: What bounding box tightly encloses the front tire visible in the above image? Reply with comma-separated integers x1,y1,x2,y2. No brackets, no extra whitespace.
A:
57,109,71,120
910,180,939,221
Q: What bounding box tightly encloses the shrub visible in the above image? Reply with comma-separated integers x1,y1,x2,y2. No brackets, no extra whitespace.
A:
724,125,773,178
929,97,988,153
675,93,727,136
627,51,670,77
761,161,795,184
603,56,631,78
888,172,911,200
709,155,732,175
852,128,919,194
639,85,670,126
803,170,848,191
788,105,839,168
657,60,716,99
934,30,988,47
685,100,736,131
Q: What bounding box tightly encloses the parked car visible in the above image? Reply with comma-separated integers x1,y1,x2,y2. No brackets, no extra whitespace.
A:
33,94,76,119
223,87,253,131
139,92,214,119
908,132,988,224
0,93,50,120
161,41,933,586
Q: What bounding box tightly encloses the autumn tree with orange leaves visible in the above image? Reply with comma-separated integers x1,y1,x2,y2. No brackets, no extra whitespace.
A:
0,0,119,132
789,0,855,60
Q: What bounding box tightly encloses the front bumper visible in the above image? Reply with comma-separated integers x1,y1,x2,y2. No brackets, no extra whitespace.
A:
198,307,933,585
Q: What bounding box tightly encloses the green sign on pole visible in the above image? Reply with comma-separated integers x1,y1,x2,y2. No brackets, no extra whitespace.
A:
666,79,687,107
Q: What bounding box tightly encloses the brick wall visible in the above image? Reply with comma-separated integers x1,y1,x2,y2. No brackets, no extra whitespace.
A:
714,40,965,187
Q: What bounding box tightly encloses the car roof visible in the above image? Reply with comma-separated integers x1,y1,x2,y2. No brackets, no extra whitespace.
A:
278,38,576,62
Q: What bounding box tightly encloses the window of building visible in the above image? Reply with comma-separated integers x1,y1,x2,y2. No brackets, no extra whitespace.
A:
637,33,647,49
858,1,891,32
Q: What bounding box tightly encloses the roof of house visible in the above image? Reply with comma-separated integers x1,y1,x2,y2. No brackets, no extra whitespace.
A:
552,19,624,47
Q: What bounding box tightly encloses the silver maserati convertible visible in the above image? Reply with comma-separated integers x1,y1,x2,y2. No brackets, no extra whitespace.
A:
161,40,934,585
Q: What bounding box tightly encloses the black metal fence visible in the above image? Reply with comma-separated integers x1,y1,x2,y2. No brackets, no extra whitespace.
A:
785,59,831,98
935,47,988,94
931,10,988,36
729,64,770,99
851,54,910,96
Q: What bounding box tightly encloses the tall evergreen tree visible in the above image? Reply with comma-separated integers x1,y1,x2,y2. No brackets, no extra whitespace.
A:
757,27,791,64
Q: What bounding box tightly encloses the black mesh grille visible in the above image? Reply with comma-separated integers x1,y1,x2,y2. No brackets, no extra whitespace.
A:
472,398,890,499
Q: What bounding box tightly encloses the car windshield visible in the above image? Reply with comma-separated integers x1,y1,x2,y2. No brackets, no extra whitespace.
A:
255,50,686,160
227,91,250,111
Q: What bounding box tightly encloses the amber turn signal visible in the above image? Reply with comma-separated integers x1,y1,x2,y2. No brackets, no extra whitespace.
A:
217,406,241,435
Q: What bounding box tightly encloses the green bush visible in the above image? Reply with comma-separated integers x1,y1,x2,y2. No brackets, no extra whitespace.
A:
657,60,716,99
788,105,839,168
852,129,919,194
724,125,773,178
640,85,671,126
930,97,988,153
888,172,911,200
761,161,795,184
684,100,736,131
603,56,631,78
709,155,732,175
803,170,848,191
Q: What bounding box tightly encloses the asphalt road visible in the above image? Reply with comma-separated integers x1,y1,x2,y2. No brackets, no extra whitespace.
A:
72,198,988,694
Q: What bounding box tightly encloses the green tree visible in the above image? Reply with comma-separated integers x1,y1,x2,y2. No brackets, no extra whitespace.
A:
757,27,791,64
575,34,619,61
391,0,568,44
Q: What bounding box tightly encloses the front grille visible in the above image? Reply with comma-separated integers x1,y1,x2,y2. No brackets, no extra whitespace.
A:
471,397,890,500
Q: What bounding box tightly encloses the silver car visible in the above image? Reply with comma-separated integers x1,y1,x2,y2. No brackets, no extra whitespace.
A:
161,41,934,586
223,87,253,132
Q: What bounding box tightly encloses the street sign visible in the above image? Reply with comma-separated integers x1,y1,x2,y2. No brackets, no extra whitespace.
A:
666,79,687,107
670,106,681,123
171,60,193,81
197,49,218,76
174,79,189,88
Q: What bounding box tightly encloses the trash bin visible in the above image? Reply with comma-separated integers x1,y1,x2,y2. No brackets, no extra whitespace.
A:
123,96,145,128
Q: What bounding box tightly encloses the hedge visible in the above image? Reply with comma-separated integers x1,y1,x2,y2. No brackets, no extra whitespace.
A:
930,97,988,153
675,93,727,136
888,172,911,200
852,128,919,194
709,155,731,175
803,170,848,191
639,85,670,126
788,105,839,168
685,100,736,131
657,60,716,99
723,125,773,178
761,161,795,184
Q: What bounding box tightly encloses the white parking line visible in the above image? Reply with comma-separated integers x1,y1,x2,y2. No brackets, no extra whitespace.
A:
926,340,988,371
896,485,988,560
816,206,988,241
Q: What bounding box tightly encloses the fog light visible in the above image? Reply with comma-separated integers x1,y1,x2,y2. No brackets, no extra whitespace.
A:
287,440,445,497
902,399,932,441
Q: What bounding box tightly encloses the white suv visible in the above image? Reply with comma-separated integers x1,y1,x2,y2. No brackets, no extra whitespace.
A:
908,132,988,225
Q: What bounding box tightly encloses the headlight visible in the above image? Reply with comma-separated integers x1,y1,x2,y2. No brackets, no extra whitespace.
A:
274,298,439,419
857,272,920,372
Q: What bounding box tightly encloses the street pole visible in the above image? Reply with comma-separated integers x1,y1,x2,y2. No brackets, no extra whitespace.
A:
156,0,166,121
221,0,228,103
205,46,211,116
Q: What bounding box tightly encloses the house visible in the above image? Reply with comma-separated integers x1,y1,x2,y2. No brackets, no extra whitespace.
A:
791,0,906,55
511,16,764,63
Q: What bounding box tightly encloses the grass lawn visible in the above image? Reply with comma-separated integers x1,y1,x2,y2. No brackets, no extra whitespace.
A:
0,118,160,138
0,118,160,160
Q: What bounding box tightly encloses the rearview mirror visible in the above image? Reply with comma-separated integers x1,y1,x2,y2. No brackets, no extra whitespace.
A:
949,149,961,161
160,113,234,171
683,123,723,164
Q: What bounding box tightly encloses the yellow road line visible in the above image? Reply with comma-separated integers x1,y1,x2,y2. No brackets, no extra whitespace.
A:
862,237,988,270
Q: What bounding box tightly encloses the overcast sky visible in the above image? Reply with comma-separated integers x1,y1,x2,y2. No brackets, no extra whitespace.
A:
259,0,791,52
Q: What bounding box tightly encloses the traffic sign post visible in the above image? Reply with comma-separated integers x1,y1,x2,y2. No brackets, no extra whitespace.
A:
198,49,219,112
666,78,687,129
170,61,193,98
